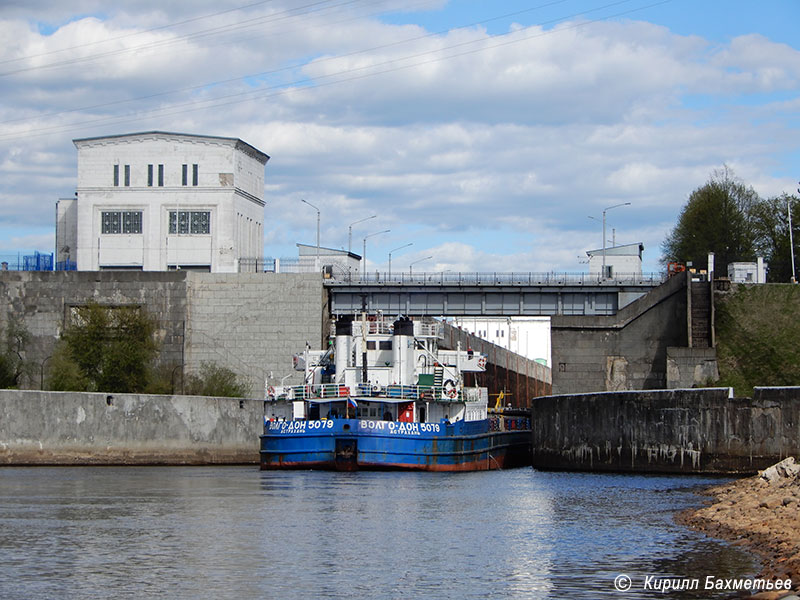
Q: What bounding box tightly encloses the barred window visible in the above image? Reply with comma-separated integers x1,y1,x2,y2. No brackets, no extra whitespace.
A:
169,210,210,234
102,211,142,234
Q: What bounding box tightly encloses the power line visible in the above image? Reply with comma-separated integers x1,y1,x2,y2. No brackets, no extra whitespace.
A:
0,0,562,126
1,0,671,142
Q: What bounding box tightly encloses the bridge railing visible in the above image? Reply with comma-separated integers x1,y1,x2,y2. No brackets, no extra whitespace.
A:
326,271,666,286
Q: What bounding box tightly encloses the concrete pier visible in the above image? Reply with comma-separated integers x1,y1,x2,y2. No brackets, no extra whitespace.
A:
0,390,263,465
531,387,800,474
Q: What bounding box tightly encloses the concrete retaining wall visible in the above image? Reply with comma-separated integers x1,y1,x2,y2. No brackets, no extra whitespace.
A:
0,271,324,398
531,387,800,474
0,390,263,465
550,272,688,394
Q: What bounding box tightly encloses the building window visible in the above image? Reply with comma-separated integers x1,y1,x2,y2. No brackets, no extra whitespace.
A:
124,165,130,187
182,164,188,186
113,165,119,187
158,164,164,187
147,164,153,187
102,211,142,234
169,210,210,234
192,164,198,186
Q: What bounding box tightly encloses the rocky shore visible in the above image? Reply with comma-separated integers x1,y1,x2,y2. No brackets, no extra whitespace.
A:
678,457,800,599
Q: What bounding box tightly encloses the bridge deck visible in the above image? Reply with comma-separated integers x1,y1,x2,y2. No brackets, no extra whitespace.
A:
326,272,665,317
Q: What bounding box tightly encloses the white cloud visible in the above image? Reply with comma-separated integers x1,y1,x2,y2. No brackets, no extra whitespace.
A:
0,3,797,275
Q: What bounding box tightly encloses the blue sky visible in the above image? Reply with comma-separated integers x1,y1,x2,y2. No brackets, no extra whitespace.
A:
0,0,798,274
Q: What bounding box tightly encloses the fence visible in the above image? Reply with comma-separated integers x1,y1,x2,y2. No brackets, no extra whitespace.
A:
0,252,55,272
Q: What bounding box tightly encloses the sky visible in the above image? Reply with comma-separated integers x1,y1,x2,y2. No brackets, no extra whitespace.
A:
0,0,798,274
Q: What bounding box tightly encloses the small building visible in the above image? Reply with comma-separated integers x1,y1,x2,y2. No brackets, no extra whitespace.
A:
728,258,767,283
59,131,269,272
586,242,644,279
296,244,361,276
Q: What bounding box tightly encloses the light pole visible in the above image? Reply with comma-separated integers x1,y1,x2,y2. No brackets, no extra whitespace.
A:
791,185,797,283
409,255,432,275
363,229,390,279
602,202,631,279
388,243,413,279
301,199,320,269
348,215,376,254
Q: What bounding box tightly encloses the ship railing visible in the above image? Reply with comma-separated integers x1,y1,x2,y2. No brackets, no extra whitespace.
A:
488,416,531,432
351,320,393,336
288,383,464,402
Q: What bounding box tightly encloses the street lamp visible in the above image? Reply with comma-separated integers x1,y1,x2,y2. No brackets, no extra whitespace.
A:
409,255,432,275
388,243,413,279
601,202,631,279
300,199,320,269
791,185,797,284
363,229,390,279
348,215,376,254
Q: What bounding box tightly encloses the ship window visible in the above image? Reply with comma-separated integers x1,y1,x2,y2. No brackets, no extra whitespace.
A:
366,341,376,350
378,341,392,350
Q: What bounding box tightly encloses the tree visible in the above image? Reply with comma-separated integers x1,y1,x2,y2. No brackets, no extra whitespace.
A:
184,362,249,398
662,167,758,276
0,315,31,388
48,303,160,393
750,193,800,283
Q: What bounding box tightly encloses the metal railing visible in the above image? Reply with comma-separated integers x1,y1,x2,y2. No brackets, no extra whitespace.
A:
0,252,54,272
285,382,464,402
325,271,666,286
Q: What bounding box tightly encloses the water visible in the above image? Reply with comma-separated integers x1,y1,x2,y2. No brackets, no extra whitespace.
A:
0,467,755,599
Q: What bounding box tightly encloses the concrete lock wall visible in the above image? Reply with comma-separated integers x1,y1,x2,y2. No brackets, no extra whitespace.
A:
0,270,325,398
550,272,688,394
531,387,800,474
0,390,264,464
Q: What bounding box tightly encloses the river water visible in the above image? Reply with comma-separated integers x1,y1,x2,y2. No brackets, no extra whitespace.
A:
0,467,755,599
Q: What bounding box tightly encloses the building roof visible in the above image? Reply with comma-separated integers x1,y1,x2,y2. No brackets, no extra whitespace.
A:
586,242,644,258
73,131,270,164
297,243,361,260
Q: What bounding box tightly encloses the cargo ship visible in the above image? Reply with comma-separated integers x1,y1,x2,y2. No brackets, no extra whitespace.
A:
260,315,531,471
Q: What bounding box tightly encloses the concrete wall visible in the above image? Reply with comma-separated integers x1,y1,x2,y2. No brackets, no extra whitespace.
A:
0,270,325,398
441,322,551,406
531,387,800,474
0,390,264,464
551,272,688,394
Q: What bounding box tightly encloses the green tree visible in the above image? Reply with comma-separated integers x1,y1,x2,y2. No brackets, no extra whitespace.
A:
48,303,160,393
662,167,758,276
0,315,31,388
750,193,800,283
184,362,249,397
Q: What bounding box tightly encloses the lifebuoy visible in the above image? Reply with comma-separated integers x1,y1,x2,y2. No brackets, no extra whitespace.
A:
477,356,487,369
443,379,457,399
267,386,275,397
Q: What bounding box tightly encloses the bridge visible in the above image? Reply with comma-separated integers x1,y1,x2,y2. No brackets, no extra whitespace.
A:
325,271,665,317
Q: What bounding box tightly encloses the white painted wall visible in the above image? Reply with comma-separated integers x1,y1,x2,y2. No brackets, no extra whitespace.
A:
73,132,269,272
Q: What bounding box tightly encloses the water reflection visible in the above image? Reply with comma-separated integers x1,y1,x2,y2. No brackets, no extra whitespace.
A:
0,467,754,600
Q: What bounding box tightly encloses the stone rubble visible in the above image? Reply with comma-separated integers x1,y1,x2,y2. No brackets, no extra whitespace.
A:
678,457,800,599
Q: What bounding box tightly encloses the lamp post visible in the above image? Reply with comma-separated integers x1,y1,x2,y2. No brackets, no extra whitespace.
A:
348,215,376,254
409,255,432,275
363,229,390,279
388,243,413,279
791,186,797,284
601,202,631,279
301,199,320,269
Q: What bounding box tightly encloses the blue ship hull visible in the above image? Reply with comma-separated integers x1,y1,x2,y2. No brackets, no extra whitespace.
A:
260,417,531,471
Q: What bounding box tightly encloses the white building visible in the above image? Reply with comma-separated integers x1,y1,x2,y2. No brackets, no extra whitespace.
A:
59,131,269,272
586,242,644,279
296,244,361,276
728,258,767,283
451,316,551,366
